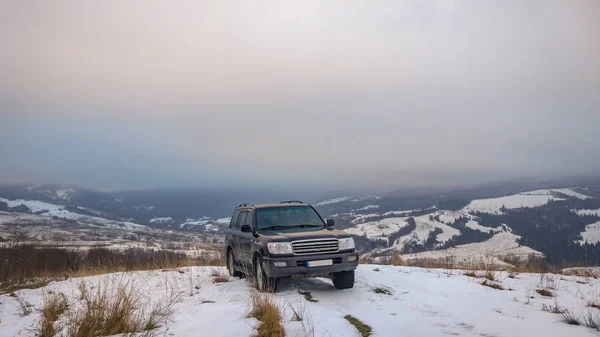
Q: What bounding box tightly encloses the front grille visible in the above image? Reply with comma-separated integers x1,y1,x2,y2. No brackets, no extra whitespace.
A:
292,239,339,256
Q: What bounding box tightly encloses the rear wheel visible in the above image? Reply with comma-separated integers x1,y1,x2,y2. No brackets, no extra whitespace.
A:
254,256,277,293
332,270,355,289
227,250,243,277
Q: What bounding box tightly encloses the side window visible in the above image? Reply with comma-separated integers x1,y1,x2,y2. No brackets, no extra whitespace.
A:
229,210,240,229
244,211,253,227
237,212,247,229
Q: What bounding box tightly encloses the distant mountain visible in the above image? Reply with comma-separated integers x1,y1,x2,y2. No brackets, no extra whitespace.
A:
0,184,324,228
3,178,600,266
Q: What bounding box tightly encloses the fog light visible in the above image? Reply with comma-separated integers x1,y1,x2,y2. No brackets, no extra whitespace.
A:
348,255,358,262
274,262,286,268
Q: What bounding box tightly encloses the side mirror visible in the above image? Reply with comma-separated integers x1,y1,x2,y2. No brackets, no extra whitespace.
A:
240,224,252,233
326,219,335,227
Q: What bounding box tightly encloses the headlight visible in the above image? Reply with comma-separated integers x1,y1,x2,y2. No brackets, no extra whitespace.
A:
267,242,293,255
339,237,355,251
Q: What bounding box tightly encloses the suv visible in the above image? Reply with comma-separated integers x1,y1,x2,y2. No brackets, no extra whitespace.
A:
225,201,359,292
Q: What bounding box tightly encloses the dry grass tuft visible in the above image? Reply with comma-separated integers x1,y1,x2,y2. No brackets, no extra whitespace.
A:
480,280,504,290
64,277,176,337
583,311,600,330
536,289,554,297
463,271,478,278
588,301,600,310
541,301,566,314
15,294,33,316
249,291,285,337
561,310,581,326
37,292,69,337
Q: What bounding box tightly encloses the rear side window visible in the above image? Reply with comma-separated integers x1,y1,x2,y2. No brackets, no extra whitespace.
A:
229,210,240,229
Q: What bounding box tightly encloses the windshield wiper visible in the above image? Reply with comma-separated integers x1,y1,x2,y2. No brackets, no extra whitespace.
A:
292,224,323,228
260,225,291,231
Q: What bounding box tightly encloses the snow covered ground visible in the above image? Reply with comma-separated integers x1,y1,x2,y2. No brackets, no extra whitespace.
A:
1,265,598,337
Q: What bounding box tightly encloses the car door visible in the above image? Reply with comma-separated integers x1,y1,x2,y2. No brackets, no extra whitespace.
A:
227,210,241,257
239,210,255,266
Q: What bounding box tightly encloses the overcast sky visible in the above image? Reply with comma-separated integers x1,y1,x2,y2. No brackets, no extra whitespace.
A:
1,0,599,191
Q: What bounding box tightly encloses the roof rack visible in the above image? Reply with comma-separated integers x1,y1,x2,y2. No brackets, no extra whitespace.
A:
237,203,254,208
280,200,304,204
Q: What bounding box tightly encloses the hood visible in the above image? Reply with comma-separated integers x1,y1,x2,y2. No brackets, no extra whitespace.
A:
258,228,350,241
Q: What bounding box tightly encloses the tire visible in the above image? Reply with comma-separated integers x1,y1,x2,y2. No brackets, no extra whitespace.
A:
254,256,277,293
227,250,243,278
332,270,355,289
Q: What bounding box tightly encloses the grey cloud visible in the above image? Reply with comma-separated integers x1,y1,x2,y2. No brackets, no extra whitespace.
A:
0,0,599,190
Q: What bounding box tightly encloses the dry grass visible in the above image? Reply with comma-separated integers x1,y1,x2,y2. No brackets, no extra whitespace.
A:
563,268,599,279
249,291,285,337
588,301,600,310
15,294,33,316
37,292,69,337
63,277,176,337
541,301,566,314
463,271,478,278
480,280,504,290
536,289,554,297
0,246,224,293
561,310,582,326
583,311,600,330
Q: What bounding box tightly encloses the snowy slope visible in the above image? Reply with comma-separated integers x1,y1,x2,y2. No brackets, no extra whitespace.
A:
401,231,542,263
392,214,461,249
578,221,600,244
0,197,147,230
462,188,591,215
1,265,597,337
344,217,409,238
523,188,591,200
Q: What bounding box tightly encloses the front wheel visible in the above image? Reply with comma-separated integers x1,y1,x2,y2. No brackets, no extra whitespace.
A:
332,270,355,289
254,256,277,293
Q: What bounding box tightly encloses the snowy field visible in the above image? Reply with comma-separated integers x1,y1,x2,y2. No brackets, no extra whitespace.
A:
1,265,598,337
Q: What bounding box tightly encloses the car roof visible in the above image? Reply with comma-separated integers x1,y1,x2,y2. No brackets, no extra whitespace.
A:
235,202,310,210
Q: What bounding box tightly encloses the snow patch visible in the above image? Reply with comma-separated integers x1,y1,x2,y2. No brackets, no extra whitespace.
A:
315,196,352,206
578,221,600,244
150,217,173,224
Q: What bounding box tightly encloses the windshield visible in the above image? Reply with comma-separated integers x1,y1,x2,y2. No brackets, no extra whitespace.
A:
256,206,324,231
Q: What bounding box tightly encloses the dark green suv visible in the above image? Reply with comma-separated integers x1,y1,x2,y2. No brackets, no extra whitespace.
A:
225,201,359,292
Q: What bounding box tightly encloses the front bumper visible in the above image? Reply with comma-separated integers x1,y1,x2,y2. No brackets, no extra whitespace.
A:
262,251,359,278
